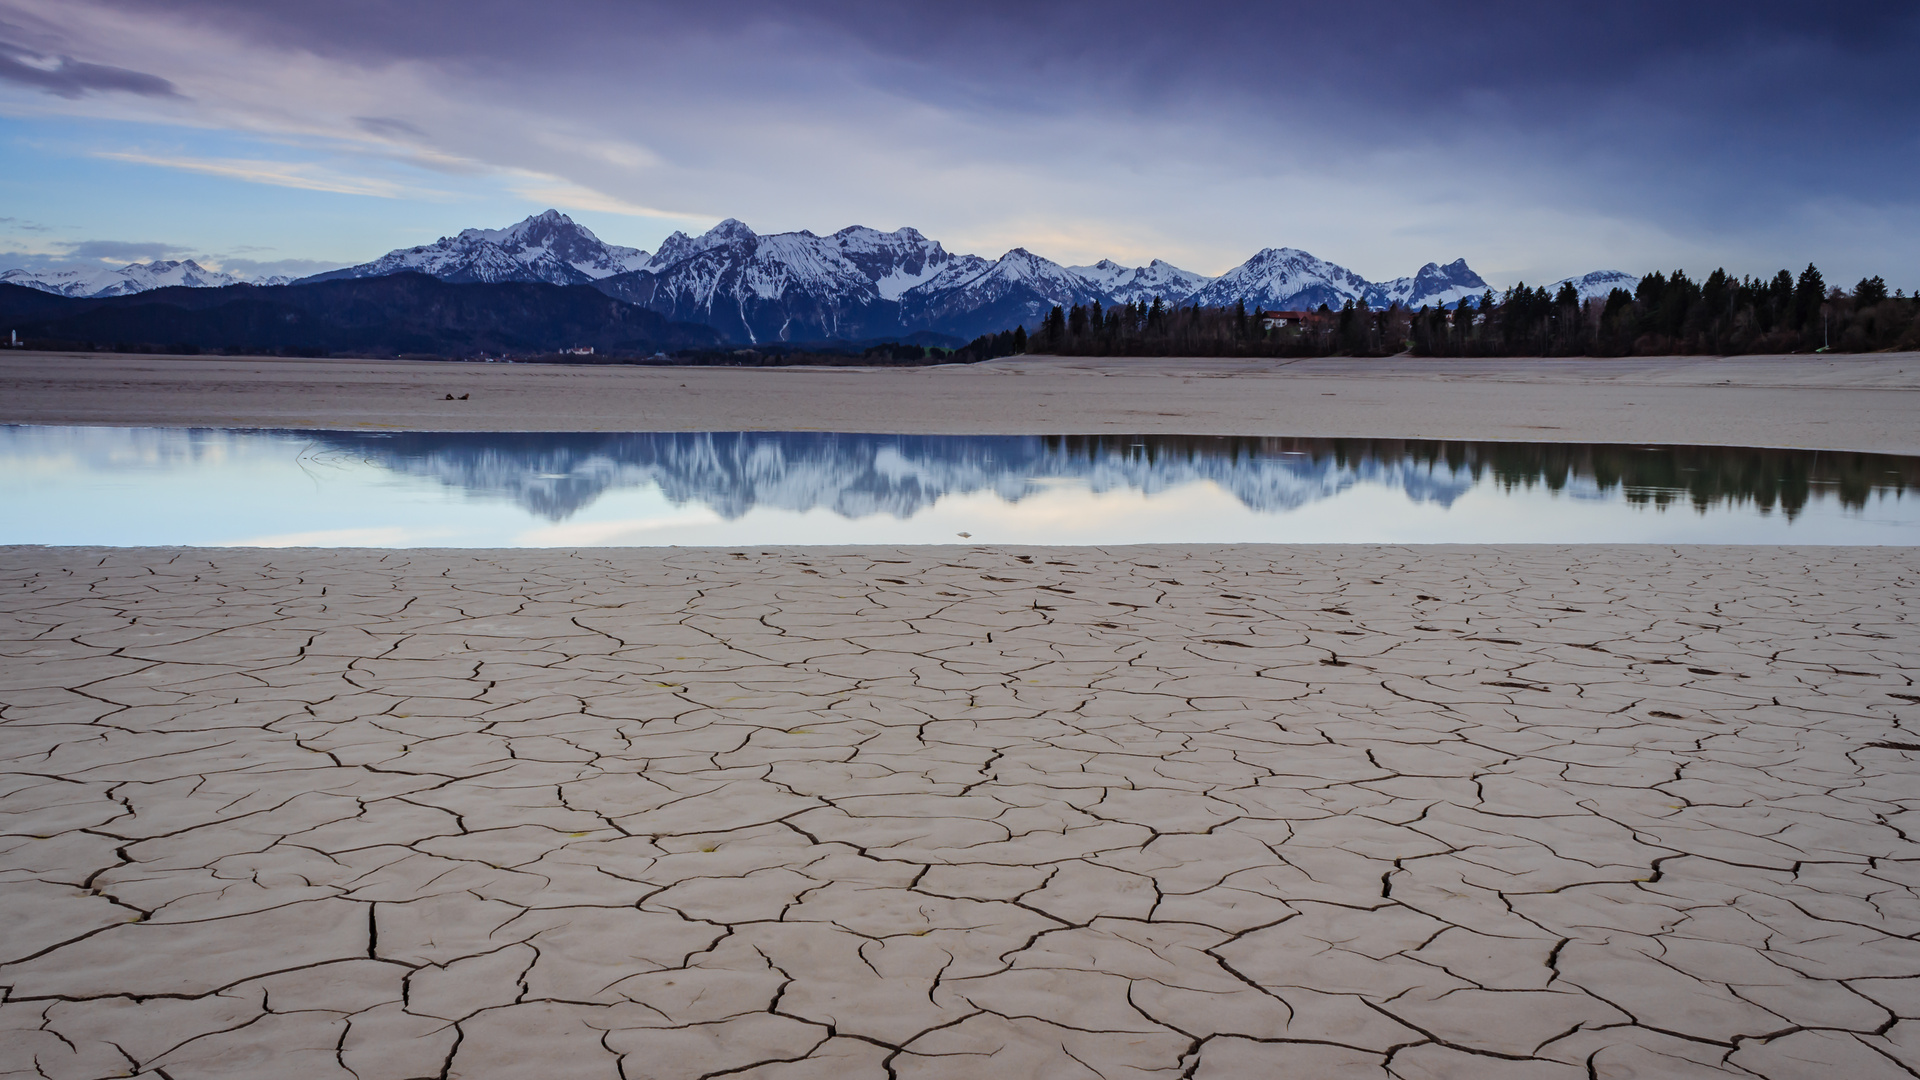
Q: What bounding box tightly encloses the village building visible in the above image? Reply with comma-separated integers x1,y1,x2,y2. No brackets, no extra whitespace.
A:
1256,309,1313,329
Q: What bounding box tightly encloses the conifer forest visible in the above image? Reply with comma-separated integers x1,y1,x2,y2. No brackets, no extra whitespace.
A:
1022,266,1920,358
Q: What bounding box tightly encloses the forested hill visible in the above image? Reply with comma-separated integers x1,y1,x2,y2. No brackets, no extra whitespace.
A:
0,274,721,358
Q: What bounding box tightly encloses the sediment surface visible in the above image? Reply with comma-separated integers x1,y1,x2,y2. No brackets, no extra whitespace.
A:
4,544,1918,1078
4,351,1918,453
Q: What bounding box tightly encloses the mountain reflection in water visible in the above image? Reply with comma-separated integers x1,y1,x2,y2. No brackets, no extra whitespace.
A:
297,432,1918,523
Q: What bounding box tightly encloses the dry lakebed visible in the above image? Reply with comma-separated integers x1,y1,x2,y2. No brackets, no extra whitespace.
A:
2,353,1918,1079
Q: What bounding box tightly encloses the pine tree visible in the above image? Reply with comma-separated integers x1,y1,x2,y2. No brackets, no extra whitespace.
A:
1793,264,1826,331
1036,307,1065,351
1764,270,1794,331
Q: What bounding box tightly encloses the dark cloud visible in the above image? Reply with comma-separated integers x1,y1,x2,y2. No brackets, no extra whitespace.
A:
24,2,1920,280
0,251,99,275
63,239,190,261
104,1,1919,211
0,39,180,98
116,1,1920,124
354,116,426,140
0,251,60,273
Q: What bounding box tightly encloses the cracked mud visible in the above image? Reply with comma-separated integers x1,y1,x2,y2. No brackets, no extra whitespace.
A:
2,544,1918,1079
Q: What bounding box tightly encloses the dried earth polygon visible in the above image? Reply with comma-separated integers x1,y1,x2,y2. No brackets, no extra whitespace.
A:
1,544,1916,1079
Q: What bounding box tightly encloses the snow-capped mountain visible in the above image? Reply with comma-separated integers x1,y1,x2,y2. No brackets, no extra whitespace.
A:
597,217,1511,341
1185,248,1371,311
1184,250,1494,313
645,217,754,269
0,259,279,298
897,248,1111,340
305,210,650,287
1364,259,1490,310
1068,259,1210,305
594,219,1133,343
829,225,958,300
593,219,928,343
1550,270,1640,301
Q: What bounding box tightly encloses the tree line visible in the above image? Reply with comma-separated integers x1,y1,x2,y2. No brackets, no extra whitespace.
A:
1016,266,1920,358
1028,297,1404,357
1414,266,1919,356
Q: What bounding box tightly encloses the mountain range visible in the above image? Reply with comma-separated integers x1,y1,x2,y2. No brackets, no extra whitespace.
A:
0,259,290,298
2,211,1641,343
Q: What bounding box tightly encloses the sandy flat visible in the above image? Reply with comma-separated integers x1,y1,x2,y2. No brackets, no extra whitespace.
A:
3,544,1917,1078
4,350,1918,453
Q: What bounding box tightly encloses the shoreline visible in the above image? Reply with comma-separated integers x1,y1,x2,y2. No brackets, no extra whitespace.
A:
4,350,1917,454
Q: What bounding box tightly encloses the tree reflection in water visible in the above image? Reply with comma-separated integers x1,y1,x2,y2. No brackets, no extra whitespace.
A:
1042,437,1915,520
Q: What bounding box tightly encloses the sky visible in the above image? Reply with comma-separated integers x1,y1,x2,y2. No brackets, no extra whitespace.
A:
1,0,1916,287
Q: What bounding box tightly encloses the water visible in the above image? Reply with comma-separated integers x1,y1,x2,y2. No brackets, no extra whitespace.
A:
3,426,1915,547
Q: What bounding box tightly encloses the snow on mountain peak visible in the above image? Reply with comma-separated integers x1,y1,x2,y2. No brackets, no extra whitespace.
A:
890,246,1106,338
994,248,1042,276
1364,257,1489,310
1065,259,1130,286
971,249,1102,296
823,224,954,300
308,209,650,286
648,218,763,269
1550,270,1640,301
1067,258,1210,305
1187,247,1371,310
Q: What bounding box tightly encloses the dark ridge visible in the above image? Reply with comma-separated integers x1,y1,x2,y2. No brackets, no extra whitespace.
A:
0,273,720,358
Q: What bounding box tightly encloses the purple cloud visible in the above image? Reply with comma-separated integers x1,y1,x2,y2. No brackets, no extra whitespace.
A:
12,1,1919,283
0,40,180,98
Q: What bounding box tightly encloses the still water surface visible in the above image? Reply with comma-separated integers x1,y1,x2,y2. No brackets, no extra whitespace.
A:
3,426,1915,547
